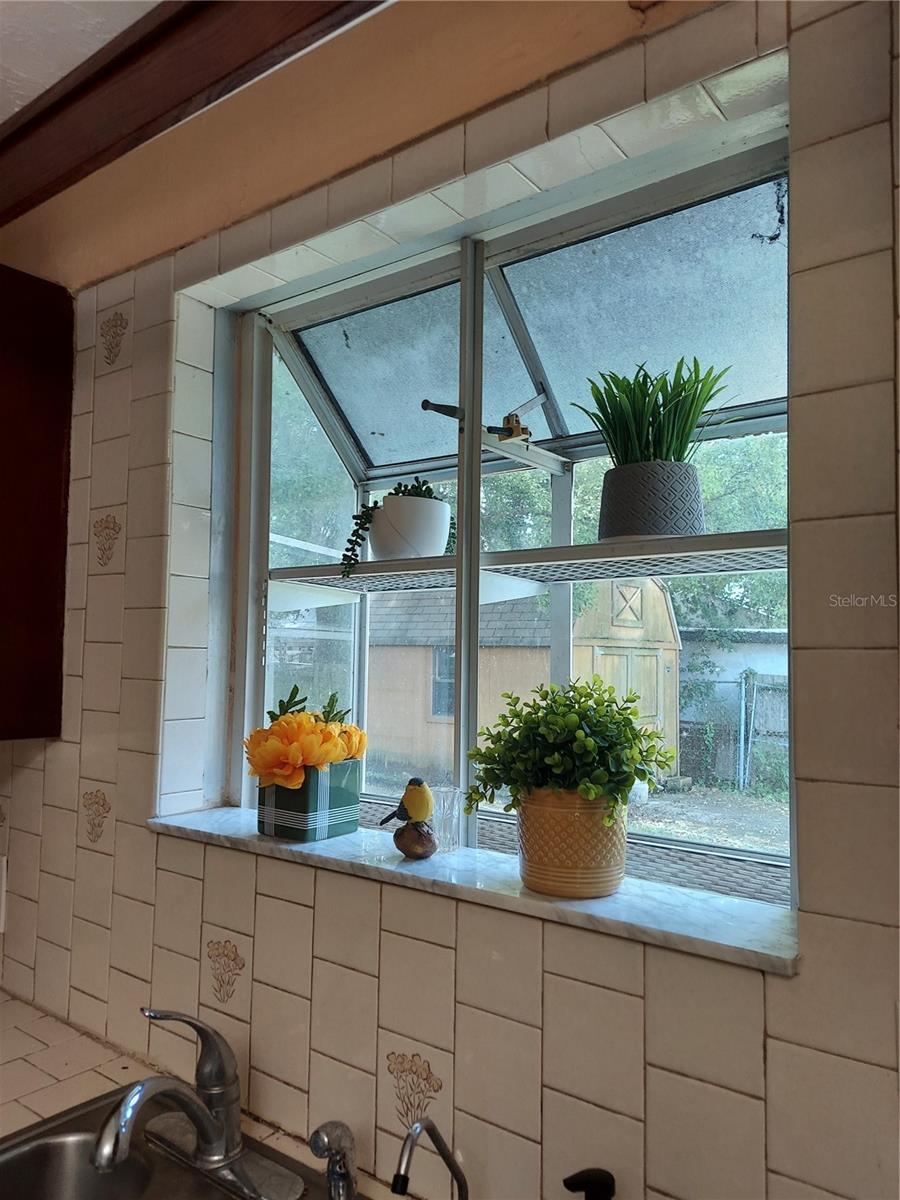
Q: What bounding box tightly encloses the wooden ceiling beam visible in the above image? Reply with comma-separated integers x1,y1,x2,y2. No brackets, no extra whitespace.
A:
0,0,381,229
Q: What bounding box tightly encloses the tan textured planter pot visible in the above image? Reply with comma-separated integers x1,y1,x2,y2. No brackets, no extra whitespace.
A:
517,787,626,899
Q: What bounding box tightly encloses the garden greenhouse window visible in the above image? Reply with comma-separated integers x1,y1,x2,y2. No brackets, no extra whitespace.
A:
252,171,790,896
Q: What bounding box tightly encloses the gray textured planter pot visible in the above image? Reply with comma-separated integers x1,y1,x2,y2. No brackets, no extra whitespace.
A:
598,460,705,540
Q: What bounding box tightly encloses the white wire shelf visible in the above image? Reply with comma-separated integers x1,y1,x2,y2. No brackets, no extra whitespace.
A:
267,529,788,593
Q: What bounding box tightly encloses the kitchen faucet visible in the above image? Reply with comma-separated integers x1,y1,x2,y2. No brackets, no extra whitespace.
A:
92,1008,304,1200
390,1117,468,1199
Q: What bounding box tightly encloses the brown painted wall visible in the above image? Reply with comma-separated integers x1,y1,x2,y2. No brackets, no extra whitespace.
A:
0,0,711,290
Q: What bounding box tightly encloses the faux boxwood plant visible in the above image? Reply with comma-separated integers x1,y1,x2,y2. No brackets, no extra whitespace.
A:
465,677,674,824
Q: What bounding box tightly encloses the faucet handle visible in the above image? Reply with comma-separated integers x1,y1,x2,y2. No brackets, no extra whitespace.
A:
142,1008,238,1091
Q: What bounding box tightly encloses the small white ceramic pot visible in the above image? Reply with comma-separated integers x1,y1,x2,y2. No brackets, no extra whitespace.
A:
368,495,451,560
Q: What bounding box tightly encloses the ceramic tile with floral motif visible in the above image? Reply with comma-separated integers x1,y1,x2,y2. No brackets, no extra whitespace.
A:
77,779,116,853
199,922,253,1021
376,1028,453,1139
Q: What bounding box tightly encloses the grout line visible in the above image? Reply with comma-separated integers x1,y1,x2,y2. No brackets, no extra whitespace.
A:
645,1061,764,1104
766,1035,900,1074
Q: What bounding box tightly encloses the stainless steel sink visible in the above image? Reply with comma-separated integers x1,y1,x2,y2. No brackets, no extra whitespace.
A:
0,1085,327,1200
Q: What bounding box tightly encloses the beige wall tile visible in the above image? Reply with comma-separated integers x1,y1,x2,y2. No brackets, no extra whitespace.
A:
328,160,392,228
456,905,541,1026
76,777,116,854
24,1069,116,1117
270,188,328,252
203,845,256,935
8,830,40,900
544,972,643,1118
646,1,756,99
454,1110,540,1200
106,969,150,1056
167,574,210,648
37,873,74,949
39,806,76,880
68,989,107,1040
26,1032,116,1080
153,869,202,958
314,871,379,975
790,252,895,397
767,1039,899,1199
1,959,34,1000
95,303,133,377
85,574,125,644
767,911,899,1067
789,382,896,521
548,43,643,140
391,128,464,204
10,767,43,833
5,895,37,968
73,848,113,927
156,833,204,877
792,649,898,786
174,234,218,291
78,715,118,785
465,88,548,174
248,1069,307,1140
33,939,70,1018
176,298,214,372
433,163,538,220
600,83,723,156
646,947,764,1094
113,822,156,903
796,781,899,925
70,919,110,1001
790,123,894,273
758,0,787,52
76,287,97,351
151,946,200,1018
791,515,898,648
199,923,253,1021
646,1067,765,1200
42,742,80,811
309,1051,375,1171
543,922,643,995
376,1027,453,1139
110,895,154,982
767,1172,851,1199
250,980,310,1090
92,369,131,444
133,257,174,331
455,1004,540,1140
790,1,891,149
0,1058,56,1101
379,932,454,1052
380,885,455,947
256,855,314,907
219,213,271,275
311,958,377,1073
542,1087,643,1200
254,894,313,998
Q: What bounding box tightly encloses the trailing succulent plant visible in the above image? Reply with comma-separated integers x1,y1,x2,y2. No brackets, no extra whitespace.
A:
574,357,730,467
465,676,674,825
341,477,450,577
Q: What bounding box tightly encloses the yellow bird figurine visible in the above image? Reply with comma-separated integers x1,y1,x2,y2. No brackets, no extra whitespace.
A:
380,777,437,860
379,777,434,826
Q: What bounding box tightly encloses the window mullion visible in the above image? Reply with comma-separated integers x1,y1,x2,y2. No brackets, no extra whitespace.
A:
455,238,484,847
549,467,574,686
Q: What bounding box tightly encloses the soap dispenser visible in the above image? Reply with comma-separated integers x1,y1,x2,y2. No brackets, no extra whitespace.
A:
563,1168,616,1200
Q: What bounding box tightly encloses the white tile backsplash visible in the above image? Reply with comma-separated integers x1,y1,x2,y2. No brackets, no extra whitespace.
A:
92,369,132,443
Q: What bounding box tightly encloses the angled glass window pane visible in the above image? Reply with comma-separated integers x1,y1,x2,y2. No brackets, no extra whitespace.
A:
269,350,357,569
297,285,461,465
504,179,788,431
483,283,549,439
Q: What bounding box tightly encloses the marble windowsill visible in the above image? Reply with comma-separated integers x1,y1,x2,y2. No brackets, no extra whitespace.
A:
148,807,799,976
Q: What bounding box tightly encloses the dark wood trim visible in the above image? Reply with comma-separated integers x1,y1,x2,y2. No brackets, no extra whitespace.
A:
0,0,382,229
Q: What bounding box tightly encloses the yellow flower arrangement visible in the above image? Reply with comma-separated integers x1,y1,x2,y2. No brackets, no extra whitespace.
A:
244,695,366,790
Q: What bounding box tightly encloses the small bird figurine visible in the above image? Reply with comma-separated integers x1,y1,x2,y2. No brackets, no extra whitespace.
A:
380,777,437,860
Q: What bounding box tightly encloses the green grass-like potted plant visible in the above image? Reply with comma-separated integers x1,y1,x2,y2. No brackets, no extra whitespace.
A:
574,357,729,540
466,677,673,898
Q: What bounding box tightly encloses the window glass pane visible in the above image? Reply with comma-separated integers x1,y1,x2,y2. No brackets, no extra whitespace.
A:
504,179,788,431
365,591,456,799
483,283,550,438
298,285,461,465
264,596,356,725
471,570,788,859
269,350,357,569
481,468,552,551
573,431,787,540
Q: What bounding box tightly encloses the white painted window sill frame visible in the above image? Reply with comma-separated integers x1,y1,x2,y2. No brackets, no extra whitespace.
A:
148,808,798,977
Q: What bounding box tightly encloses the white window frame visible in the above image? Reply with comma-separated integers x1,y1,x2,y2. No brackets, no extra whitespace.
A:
233,143,792,866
